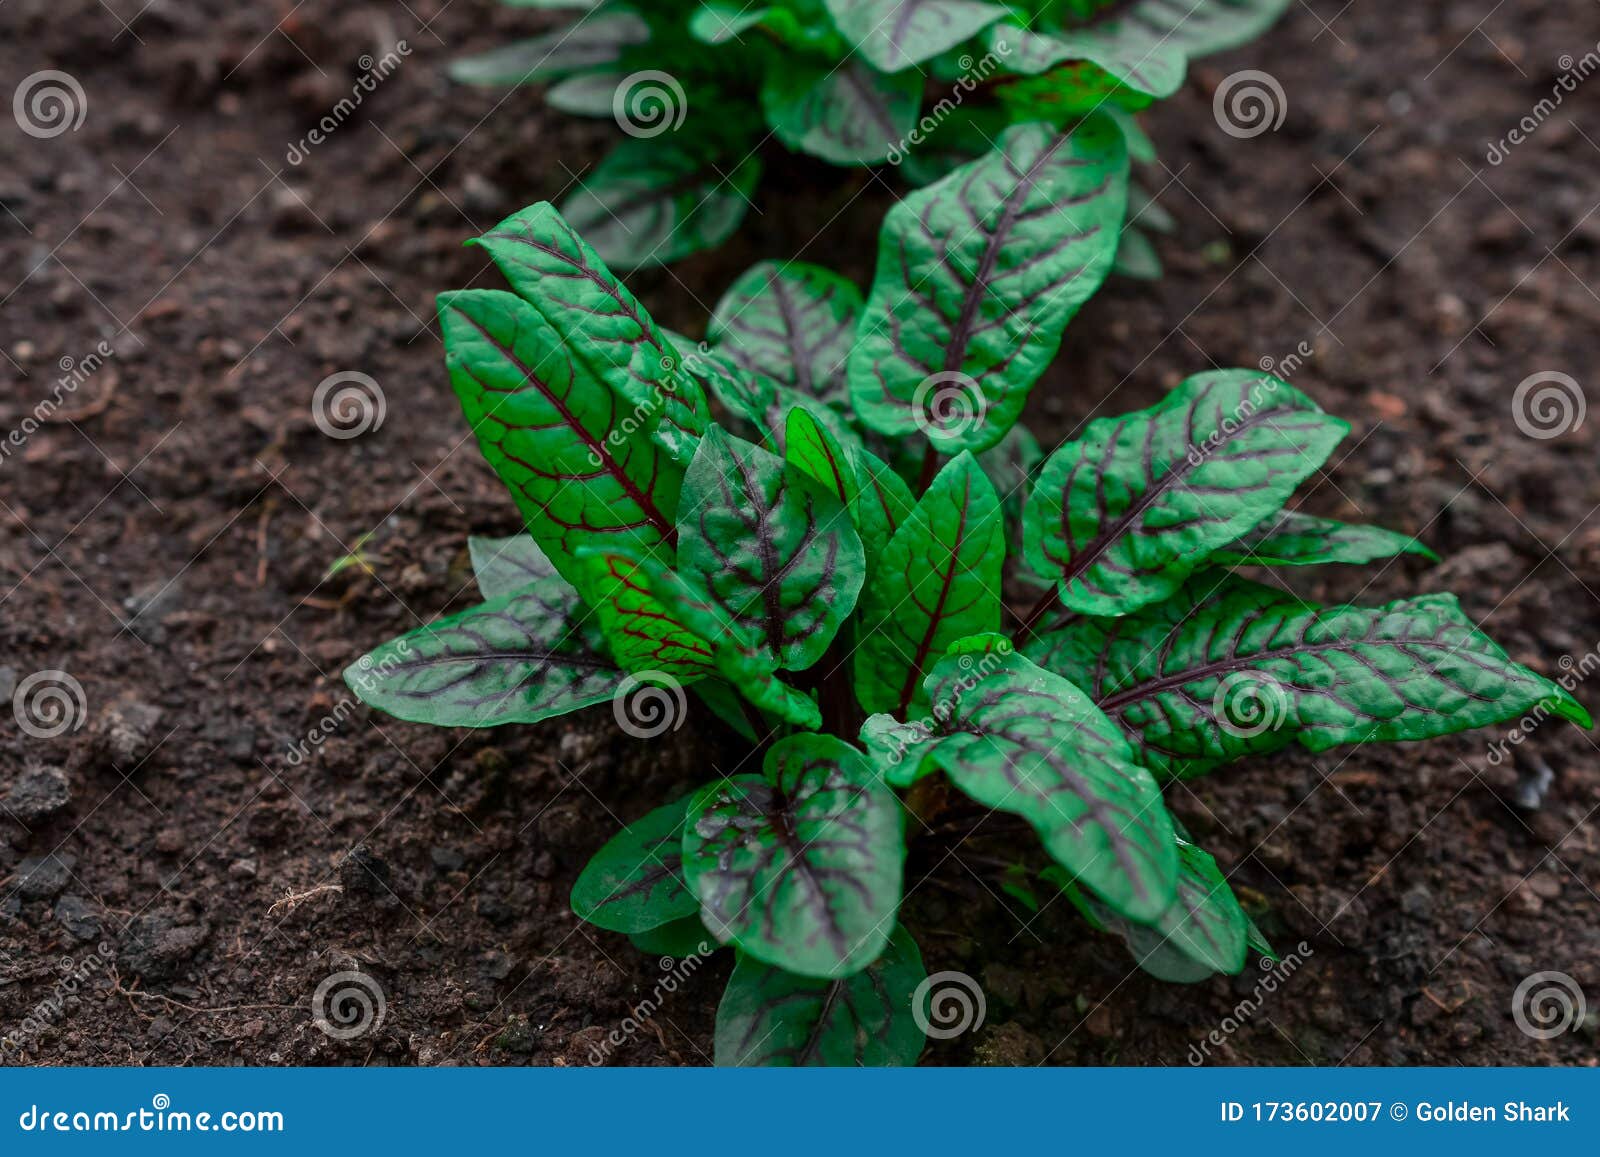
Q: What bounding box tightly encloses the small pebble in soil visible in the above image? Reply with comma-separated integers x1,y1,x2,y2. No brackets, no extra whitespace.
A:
15,853,76,899
120,911,210,981
339,844,395,902
94,700,164,769
53,894,102,942
973,1021,1046,1065
1510,751,1555,810
3,764,72,824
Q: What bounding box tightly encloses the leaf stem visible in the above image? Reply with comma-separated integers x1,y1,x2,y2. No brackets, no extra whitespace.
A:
915,443,941,495
1017,584,1063,638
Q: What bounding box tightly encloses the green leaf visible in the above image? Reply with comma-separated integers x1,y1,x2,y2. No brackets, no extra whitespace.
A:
709,261,863,412
468,533,560,600
854,453,1004,715
1056,838,1249,982
762,59,920,165
1025,576,1593,779
1112,226,1163,280
824,0,1009,71
1038,0,1292,99
849,118,1129,453
637,559,824,729
693,343,861,454
545,71,626,116
876,635,1179,920
572,798,699,933
574,547,718,677
683,733,905,977
690,2,774,43
439,287,682,586
1209,511,1438,568
561,139,761,269
678,428,865,670
1022,370,1349,616
852,447,918,571
448,12,649,86
630,915,716,957
785,407,857,507
715,925,926,1065
470,201,709,462
343,578,621,727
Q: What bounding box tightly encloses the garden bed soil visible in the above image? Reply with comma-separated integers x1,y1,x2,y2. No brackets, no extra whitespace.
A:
1,0,1597,1066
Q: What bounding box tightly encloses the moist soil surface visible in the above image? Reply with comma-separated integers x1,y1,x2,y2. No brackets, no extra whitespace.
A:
2,0,1598,1067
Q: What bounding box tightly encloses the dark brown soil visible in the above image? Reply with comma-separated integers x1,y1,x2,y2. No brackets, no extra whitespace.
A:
2,0,1597,1067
